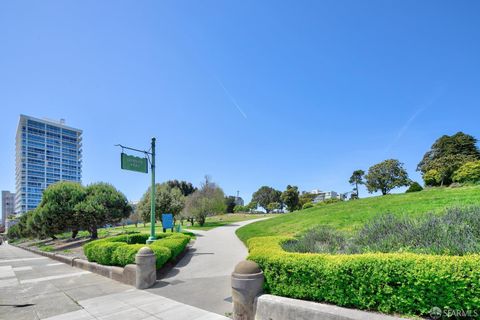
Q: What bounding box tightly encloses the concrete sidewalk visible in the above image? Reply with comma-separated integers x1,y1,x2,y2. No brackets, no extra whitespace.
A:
0,243,228,320
147,218,268,315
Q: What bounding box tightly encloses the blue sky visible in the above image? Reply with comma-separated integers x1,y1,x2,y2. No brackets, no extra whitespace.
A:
1,1,479,203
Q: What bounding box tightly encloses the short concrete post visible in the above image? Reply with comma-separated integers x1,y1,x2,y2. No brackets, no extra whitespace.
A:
135,247,156,289
231,260,264,320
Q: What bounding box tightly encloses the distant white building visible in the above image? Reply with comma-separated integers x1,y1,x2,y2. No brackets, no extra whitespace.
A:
234,196,244,206
312,190,345,203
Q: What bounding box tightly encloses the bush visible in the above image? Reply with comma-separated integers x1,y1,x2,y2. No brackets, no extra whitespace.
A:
83,232,190,269
248,236,480,317
152,235,190,259
148,245,172,269
283,227,347,254
85,242,127,265
112,244,145,266
301,202,313,210
284,207,480,256
405,182,423,193
453,160,480,183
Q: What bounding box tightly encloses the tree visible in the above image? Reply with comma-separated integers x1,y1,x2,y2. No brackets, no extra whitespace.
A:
137,183,186,226
224,196,237,213
453,160,480,183
267,202,281,213
424,154,477,186
246,201,258,213
418,132,480,186
281,185,300,212
252,186,282,213
406,182,423,193
365,159,410,195
349,170,365,198
129,210,141,228
75,183,131,239
233,205,248,213
183,177,226,226
298,192,317,208
166,180,196,197
39,181,86,239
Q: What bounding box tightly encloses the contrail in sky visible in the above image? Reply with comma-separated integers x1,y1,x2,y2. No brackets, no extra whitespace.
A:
215,77,248,119
385,88,444,154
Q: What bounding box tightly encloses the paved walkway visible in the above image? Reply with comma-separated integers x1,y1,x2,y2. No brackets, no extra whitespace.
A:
0,243,228,320
146,218,266,315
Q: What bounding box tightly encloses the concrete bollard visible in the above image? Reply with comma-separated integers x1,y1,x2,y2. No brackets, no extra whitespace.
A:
232,260,264,320
135,247,157,289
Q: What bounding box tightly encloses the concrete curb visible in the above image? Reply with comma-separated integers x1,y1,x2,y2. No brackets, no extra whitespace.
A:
255,294,410,320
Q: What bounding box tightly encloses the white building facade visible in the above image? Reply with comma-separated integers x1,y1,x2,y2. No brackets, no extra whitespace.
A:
15,115,82,214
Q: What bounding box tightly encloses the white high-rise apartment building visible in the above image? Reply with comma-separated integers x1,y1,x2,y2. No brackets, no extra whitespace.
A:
15,115,82,214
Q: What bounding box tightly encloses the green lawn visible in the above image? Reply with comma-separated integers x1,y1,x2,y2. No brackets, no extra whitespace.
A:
236,185,480,243
52,213,268,239
182,213,269,230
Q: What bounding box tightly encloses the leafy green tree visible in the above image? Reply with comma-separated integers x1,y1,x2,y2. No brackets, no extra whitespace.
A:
349,170,365,198
298,192,317,208
424,154,476,186
365,159,410,195
224,196,237,213
453,160,480,183
39,181,86,239
252,186,282,213
418,132,480,186
233,205,248,213
75,183,131,239
137,183,185,226
246,201,258,212
183,177,226,226
406,182,423,193
26,208,46,238
266,202,281,213
166,180,197,196
281,185,300,212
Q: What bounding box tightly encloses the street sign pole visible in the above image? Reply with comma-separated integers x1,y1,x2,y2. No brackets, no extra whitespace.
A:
147,138,156,244
116,138,156,245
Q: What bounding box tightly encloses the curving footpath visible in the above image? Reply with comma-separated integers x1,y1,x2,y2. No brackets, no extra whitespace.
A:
146,218,267,316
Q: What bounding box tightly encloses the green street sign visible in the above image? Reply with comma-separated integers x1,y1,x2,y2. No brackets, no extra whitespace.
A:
121,153,148,173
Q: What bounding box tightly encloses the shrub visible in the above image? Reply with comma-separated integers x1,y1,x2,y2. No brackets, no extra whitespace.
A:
83,232,190,269
86,242,127,265
112,244,144,266
405,182,423,193
423,169,441,186
283,227,347,254
248,236,480,317
453,160,480,183
148,245,172,268
285,208,480,256
301,202,313,210
152,236,190,259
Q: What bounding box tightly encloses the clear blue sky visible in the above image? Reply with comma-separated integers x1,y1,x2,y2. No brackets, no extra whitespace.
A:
1,1,479,203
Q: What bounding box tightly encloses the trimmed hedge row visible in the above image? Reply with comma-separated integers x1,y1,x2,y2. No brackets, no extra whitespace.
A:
84,233,190,269
247,236,480,317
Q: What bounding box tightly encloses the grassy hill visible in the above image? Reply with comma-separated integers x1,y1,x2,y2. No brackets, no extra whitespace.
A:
236,185,480,243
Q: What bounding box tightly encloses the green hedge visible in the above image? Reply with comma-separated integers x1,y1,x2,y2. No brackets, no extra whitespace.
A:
247,236,480,317
152,236,190,259
85,242,127,265
83,233,190,269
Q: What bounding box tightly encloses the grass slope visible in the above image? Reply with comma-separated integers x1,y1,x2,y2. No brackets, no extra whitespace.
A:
185,213,268,230
237,185,480,243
